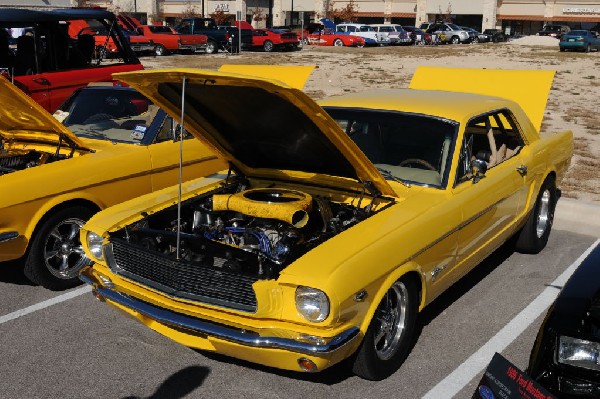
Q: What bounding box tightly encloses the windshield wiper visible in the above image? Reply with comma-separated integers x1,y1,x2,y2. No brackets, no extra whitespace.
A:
377,167,411,188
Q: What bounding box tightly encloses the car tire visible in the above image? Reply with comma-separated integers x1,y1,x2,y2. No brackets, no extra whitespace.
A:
560,47,565,52
154,44,168,56
352,277,418,380
333,38,344,47
515,177,557,254
24,206,95,290
585,43,591,53
473,37,479,43
450,36,460,44
263,40,274,52
205,40,217,54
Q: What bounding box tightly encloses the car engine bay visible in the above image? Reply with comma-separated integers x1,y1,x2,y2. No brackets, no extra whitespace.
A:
0,148,64,175
109,178,391,281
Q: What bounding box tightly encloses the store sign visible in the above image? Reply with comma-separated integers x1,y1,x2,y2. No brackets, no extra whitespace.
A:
563,8,600,14
215,3,230,12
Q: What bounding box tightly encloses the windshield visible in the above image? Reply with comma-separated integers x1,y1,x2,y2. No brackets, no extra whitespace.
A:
570,30,587,36
56,88,160,144
324,108,458,188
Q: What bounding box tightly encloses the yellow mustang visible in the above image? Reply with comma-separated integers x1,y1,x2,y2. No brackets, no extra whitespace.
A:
79,66,573,380
0,79,225,290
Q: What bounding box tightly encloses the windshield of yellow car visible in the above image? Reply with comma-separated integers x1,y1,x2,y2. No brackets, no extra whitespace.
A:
55,87,160,144
324,107,458,188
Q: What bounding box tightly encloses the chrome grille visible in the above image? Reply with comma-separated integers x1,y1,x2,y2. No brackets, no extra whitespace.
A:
108,239,258,312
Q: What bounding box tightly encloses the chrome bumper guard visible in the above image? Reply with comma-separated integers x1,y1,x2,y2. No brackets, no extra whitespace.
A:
81,274,360,355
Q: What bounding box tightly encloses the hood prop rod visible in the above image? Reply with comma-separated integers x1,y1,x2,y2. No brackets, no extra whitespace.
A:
176,75,187,260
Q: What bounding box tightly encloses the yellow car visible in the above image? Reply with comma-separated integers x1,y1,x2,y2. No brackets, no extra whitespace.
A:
79,66,573,380
0,79,225,290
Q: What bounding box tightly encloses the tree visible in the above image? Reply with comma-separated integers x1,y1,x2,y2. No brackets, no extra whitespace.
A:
436,3,453,23
326,0,359,23
181,1,201,19
210,9,232,26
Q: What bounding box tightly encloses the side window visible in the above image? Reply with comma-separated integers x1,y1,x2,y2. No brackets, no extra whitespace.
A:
456,110,525,185
154,116,193,143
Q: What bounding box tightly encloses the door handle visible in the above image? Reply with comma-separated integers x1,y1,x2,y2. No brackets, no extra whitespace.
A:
516,165,528,176
32,77,50,85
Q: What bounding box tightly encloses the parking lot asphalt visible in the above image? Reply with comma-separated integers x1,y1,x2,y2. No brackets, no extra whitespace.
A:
0,229,597,399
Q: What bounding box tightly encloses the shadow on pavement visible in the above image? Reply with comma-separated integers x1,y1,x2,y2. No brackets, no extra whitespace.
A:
122,365,210,399
198,349,356,384
418,240,515,327
0,258,35,286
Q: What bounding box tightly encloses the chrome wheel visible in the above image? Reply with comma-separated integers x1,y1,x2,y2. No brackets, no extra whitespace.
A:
155,44,167,56
536,189,551,238
373,281,409,360
205,41,217,54
334,38,344,46
263,40,274,52
43,218,89,280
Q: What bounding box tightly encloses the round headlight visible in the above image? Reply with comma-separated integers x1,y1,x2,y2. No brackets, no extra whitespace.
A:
86,231,104,261
295,286,329,323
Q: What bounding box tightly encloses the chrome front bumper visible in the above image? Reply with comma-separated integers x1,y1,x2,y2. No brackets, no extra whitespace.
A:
81,274,360,356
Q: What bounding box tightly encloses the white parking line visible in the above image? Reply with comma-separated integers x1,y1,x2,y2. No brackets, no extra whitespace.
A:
0,286,90,325
423,238,600,399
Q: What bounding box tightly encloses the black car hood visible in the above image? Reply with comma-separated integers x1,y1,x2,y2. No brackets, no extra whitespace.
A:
548,244,600,338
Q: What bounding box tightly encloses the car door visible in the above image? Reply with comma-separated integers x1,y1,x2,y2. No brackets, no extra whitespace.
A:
449,110,528,280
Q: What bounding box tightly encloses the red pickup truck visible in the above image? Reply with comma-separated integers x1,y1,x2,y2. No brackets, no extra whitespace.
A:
135,25,208,56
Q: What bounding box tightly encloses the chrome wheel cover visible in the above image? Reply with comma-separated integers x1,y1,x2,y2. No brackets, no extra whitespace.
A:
334,39,343,46
373,281,409,360
43,218,90,279
206,42,216,54
536,189,551,238
264,41,273,52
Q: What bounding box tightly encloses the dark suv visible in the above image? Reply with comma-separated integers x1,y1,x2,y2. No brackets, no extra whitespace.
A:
482,29,506,43
538,25,570,38
0,8,143,112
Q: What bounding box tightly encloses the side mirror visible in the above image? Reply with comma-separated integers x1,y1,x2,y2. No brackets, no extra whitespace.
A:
470,158,487,184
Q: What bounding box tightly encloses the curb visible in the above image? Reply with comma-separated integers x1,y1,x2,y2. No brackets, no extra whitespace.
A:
554,198,600,237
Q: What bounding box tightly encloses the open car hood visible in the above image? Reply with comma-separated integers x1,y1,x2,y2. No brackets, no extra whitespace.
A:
409,66,555,133
218,65,316,90
0,77,88,148
113,68,395,196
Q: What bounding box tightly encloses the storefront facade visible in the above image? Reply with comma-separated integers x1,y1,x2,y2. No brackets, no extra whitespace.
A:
3,0,599,34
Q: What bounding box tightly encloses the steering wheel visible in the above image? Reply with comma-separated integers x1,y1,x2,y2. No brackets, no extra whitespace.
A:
398,158,437,171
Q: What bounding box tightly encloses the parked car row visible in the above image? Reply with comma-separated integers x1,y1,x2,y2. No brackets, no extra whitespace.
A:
298,19,509,47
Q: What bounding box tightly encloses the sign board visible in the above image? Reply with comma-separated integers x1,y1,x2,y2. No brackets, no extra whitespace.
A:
472,353,556,399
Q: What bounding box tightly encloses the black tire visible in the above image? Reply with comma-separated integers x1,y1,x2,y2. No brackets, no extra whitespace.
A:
585,44,591,53
24,206,95,290
450,36,460,44
263,40,274,52
333,38,344,47
154,44,168,56
352,277,418,380
515,177,557,254
559,47,565,52
205,40,217,54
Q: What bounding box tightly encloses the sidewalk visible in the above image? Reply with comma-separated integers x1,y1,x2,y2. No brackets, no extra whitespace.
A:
555,198,600,237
